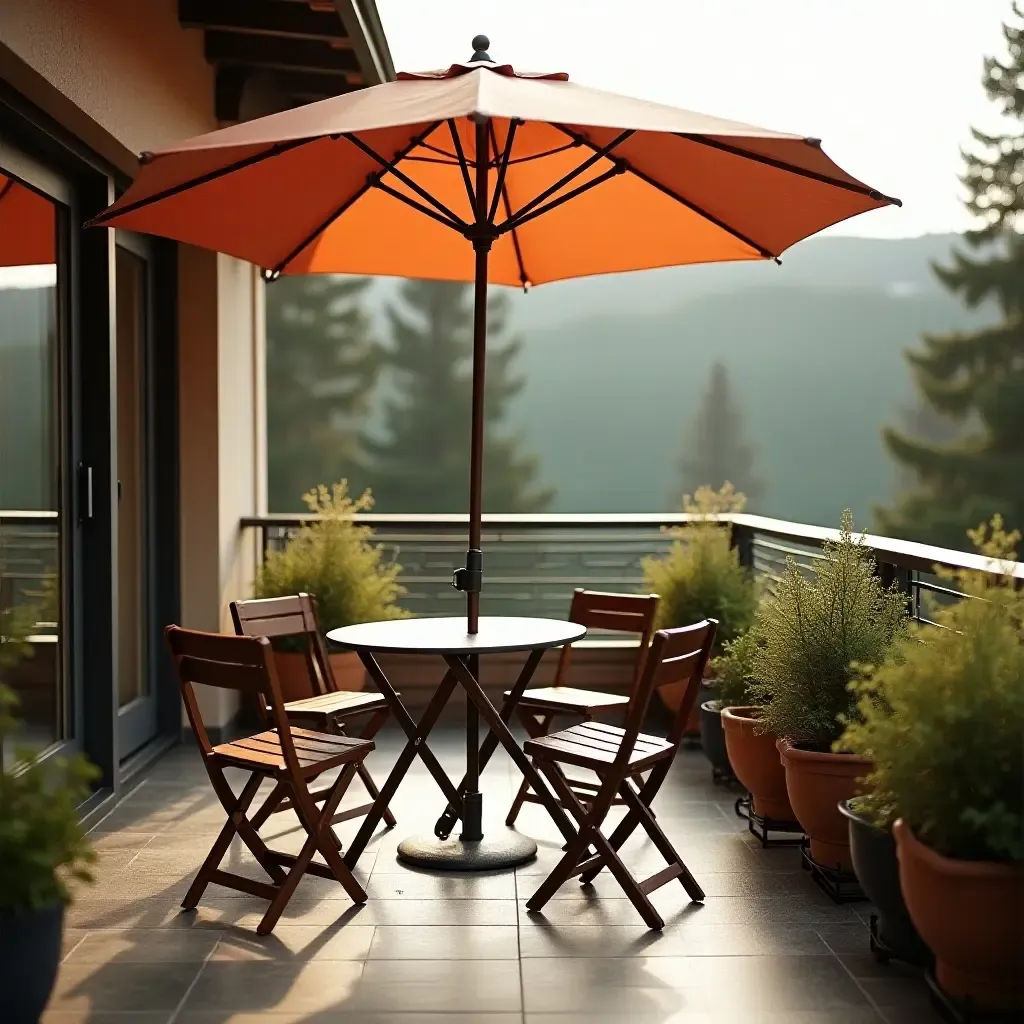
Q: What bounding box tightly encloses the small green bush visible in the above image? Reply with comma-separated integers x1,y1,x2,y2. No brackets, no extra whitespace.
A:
840,517,1024,863
749,510,908,751
255,482,408,637
708,629,760,708
642,483,756,649
0,686,97,912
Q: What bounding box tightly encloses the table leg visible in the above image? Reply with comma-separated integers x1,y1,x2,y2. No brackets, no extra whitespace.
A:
433,646,546,839
461,654,483,841
343,654,461,869
443,655,579,846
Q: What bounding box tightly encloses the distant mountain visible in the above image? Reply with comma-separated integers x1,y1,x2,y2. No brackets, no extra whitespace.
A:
361,233,994,527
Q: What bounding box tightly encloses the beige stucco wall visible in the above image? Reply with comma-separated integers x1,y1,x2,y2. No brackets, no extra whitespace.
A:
0,0,266,728
0,0,215,153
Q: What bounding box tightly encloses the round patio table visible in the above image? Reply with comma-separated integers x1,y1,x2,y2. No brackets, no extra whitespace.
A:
327,615,586,870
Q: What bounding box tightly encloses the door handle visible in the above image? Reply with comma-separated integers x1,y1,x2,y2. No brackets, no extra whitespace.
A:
78,463,93,522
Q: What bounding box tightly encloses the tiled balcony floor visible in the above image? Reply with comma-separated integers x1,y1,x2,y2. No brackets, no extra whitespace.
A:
49,725,943,1023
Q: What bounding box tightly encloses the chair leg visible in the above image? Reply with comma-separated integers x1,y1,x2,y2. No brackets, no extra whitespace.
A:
528,762,664,930
619,778,704,902
250,779,287,830
506,710,555,826
352,707,396,828
257,766,368,936
183,771,281,911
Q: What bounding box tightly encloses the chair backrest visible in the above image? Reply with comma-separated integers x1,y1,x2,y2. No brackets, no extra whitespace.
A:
165,625,299,768
556,589,660,693
617,618,718,764
230,593,335,698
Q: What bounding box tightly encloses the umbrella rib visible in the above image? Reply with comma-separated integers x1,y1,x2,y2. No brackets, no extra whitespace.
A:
446,119,476,210
373,180,467,232
487,122,529,288
552,124,779,261
266,121,450,278
86,137,318,227
502,130,633,229
486,119,519,225
498,163,625,235
0,179,14,204
674,134,902,207
343,130,468,230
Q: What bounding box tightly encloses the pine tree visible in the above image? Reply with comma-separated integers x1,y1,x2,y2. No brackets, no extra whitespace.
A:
364,280,553,513
878,5,1024,548
265,275,379,512
677,361,764,505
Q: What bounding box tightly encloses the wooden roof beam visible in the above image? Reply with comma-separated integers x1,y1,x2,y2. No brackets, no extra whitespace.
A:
204,31,360,76
180,0,348,44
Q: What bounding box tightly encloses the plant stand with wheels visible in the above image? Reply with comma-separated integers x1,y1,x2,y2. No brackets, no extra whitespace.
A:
734,793,803,848
799,838,866,903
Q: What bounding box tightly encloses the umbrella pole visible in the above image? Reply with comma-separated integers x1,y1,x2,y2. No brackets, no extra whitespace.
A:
458,117,491,843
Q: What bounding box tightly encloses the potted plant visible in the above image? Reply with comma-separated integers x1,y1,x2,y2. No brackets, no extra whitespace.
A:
701,630,757,780
748,510,907,872
842,517,1023,1012
717,630,796,823
643,483,757,730
0,685,96,1023
254,481,407,700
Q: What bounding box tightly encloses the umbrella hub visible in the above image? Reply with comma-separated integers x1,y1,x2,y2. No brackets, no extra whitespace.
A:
468,35,492,63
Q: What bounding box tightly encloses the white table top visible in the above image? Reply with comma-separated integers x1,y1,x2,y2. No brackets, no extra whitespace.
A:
326,615,587,655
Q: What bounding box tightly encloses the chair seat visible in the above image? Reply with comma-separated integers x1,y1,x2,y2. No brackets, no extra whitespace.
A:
510,686,630,714
524,720,673,774
284,689,389,721
213,726,373,776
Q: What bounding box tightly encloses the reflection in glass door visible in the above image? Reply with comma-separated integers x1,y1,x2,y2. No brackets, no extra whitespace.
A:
115,240,156,756
0,174,65,763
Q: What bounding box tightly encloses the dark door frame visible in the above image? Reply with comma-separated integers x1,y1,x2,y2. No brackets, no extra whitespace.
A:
0,85,181,813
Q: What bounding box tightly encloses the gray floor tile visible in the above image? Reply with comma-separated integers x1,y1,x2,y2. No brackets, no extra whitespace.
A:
367,924,519,959
178,1014,519,1024
522,955,875,1014
208,924,376,961
366,870,517,899
351,959,522,1012
42,1013,170,1024
50,961,201,1012
62,928,221,962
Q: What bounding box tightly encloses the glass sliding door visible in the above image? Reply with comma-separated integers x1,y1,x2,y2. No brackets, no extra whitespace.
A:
0,173,66,763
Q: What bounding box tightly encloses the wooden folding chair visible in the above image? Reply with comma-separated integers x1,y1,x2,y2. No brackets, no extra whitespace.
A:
505,589,659,826
166,625,371,935
524,618,718,930
230,594,395,831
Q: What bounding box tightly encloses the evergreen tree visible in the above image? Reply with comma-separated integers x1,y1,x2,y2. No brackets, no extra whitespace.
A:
265,275,378,512
365,280,552,513
879,5,1024,548
677,361,764,505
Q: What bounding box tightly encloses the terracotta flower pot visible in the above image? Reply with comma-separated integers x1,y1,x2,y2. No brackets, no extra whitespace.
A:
659,677,713,736
777,738,870,872
894,820,1024,1012
721,706,794,822
272,649,366,702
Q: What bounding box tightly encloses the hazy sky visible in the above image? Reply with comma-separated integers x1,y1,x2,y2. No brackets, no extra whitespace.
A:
377,0,1013,239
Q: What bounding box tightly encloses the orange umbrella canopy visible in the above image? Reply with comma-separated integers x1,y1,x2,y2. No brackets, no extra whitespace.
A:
0,175,55,267
91,52,898,286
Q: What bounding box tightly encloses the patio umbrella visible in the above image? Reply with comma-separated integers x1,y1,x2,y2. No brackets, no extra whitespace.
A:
89,36,899,634
0,175,55,267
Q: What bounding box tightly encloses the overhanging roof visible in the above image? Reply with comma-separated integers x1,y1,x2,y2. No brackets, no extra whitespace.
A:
179,0,395,121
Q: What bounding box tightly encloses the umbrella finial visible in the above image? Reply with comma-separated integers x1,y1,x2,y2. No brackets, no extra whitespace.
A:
469,35,492,63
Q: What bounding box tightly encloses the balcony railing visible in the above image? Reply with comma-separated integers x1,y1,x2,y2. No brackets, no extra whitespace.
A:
241,511,1023,630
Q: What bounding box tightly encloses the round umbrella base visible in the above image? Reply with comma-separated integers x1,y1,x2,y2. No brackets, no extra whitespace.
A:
396,831,537,871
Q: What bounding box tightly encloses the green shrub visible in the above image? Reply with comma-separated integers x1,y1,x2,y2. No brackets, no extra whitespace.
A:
255,481,408,638
642,483,756,649
749,510,908,751
840,517,1024,863
708,629,760,708
0,686,97,912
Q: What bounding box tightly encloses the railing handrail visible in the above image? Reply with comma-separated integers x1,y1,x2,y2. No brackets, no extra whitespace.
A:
240,511,1024,580
0,510,59,522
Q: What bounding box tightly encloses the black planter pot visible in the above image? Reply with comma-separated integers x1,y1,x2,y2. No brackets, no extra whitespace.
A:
838,800,931,967
699,700,734,778
0,902,65,1023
